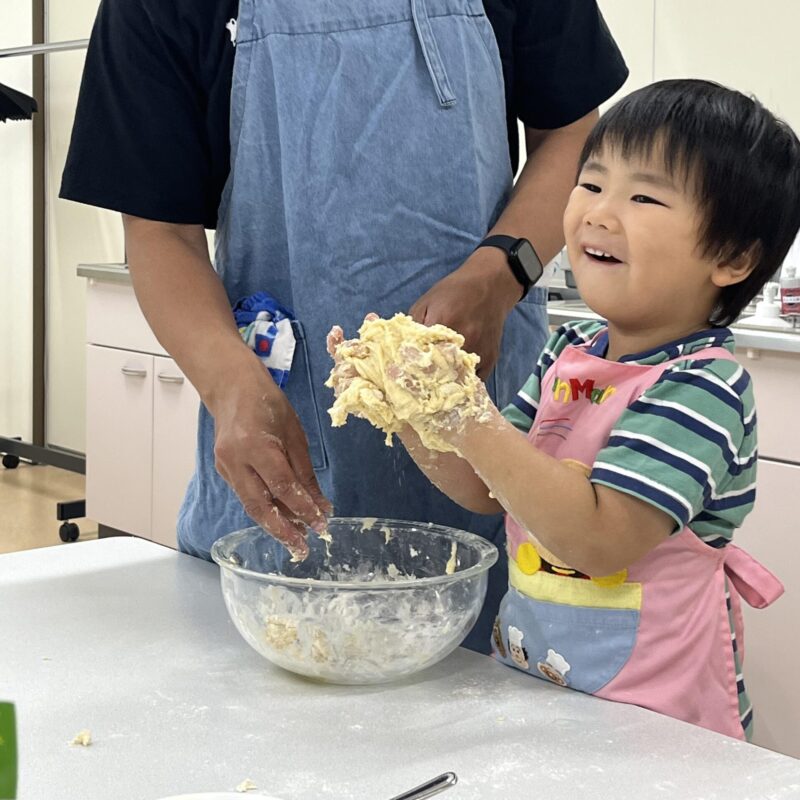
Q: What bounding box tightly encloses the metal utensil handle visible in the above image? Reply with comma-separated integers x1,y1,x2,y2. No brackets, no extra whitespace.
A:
388,772,457,800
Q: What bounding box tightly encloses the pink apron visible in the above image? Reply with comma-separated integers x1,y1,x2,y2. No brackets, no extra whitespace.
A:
492,335,784,739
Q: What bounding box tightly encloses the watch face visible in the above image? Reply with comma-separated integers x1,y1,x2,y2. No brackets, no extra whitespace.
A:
513,239,544,283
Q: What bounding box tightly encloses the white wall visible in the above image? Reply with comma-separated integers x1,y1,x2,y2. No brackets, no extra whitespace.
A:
45,0,124,452
0,8,34,444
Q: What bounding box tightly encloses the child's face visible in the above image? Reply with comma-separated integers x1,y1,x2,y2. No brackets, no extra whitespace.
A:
563,145,723,337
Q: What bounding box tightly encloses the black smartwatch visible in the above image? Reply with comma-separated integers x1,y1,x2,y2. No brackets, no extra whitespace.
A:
476,235,544,299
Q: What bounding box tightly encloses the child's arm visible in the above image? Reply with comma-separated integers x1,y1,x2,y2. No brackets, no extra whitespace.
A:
396,426,503,515
451,406,674,577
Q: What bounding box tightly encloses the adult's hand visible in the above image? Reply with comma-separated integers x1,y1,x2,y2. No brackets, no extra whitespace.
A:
408,246,521,379
207,358,332,561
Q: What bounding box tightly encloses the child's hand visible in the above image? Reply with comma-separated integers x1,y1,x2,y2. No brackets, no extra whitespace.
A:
326,313,379,398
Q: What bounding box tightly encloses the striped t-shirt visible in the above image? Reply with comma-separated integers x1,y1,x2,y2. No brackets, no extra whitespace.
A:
502,320,758,547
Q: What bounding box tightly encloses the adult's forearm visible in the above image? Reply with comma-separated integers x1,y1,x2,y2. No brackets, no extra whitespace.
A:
122,215,269,409
489,110,599,265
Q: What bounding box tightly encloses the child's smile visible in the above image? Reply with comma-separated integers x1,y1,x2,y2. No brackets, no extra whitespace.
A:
562,144,739,357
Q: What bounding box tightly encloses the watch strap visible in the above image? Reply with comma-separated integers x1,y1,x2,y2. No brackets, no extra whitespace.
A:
476,235,533,298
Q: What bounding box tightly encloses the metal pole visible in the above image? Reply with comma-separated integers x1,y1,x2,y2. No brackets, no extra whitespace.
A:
0,39,89,59
31,0,47,446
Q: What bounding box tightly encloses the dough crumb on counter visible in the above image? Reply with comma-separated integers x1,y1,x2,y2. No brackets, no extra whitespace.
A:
236,778,258,792
326,313,490,453
70,729,92,747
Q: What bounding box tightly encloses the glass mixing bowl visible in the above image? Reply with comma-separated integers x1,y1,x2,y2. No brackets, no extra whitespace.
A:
211,517,498,684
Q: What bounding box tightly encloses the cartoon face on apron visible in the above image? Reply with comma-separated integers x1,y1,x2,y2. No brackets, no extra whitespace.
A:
492,334,784,739
176,0,550,650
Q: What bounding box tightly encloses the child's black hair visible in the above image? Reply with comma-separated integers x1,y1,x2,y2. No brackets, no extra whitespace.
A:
577,79,800,326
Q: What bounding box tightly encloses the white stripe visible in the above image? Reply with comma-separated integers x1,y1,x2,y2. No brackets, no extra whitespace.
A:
740,704,753,721
593,463,693,517
635,395,752,464
606,430,756,500
666,365,742,404
608,430,718,493
517,389,538,410
714,483,756,501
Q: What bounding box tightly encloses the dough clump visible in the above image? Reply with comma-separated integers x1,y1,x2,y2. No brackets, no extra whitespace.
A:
326,313,489,453
70,729,92,747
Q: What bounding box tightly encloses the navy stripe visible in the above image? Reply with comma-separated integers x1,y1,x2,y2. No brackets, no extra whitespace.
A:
592,467,689,525
737,677,746,694
606,434,710,487
659,370,745,416
705,489,756,512
731,370,751,397
741,707,753,730
511,395,536,419
626,401,738,467
743,412,757,437
732,636,738,654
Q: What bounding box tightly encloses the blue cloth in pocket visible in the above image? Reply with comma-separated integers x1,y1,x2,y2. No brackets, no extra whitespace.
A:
233,291,296,389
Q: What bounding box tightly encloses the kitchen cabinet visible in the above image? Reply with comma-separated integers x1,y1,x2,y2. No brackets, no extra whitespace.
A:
82,269,198,548
734,349,800,756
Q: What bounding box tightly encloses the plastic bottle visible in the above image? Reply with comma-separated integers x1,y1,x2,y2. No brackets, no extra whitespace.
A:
737,282,793,329
780,264,800,316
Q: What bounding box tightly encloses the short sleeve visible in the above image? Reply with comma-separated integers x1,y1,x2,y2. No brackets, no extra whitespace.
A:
60,0,219,226
513,0,628,129
502,319,605,432
591,359,758,544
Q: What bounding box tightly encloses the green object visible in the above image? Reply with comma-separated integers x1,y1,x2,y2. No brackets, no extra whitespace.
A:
0,703,17,799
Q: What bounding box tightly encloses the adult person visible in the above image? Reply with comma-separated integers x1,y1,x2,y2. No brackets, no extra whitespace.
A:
61,0,627,650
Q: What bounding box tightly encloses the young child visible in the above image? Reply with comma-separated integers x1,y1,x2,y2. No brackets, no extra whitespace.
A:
327,79,800,740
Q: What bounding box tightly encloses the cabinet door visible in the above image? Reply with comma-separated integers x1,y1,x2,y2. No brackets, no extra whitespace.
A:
735,459,800,758
151,356,200,549
85,345,153,536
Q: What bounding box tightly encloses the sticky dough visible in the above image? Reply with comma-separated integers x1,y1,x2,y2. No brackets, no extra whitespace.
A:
326,313,489,453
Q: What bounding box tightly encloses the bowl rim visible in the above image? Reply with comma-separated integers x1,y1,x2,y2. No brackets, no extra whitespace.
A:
209,517,499,590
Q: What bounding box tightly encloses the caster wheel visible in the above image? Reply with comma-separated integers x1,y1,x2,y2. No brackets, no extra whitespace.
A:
2,454,20,469
59,522,80,543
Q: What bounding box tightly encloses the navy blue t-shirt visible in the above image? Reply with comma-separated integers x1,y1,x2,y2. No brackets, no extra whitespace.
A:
60,0,628,229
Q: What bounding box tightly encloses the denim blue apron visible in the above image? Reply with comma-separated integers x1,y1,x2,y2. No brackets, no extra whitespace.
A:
177,0,549,651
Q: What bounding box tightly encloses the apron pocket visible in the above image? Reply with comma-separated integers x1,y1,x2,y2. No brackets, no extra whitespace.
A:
287,320,329,473
494,587,640,694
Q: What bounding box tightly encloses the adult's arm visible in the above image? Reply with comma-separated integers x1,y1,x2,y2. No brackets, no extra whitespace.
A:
122,215,330,559
409,110,598,378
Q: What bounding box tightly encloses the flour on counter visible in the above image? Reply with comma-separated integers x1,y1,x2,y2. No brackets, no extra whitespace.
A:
70,729,92,747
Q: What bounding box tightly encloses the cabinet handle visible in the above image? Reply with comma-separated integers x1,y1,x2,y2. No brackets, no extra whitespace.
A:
121,366,147,378
157,372,184,385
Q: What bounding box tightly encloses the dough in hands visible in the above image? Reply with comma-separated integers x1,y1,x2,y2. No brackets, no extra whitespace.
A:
326,313,490,453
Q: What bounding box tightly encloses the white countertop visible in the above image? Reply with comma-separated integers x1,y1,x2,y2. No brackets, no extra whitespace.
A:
547,300,800,355
76,265,800,355
2,538,800,800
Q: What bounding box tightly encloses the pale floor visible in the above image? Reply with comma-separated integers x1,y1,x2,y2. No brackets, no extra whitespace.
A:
0,462,98,554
